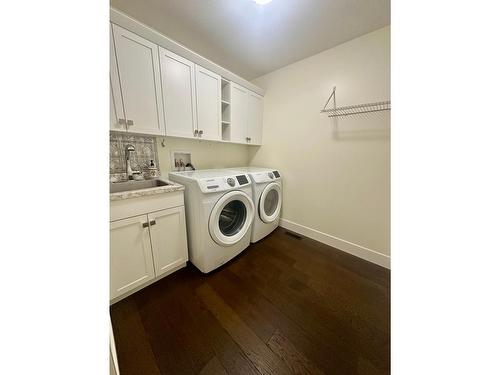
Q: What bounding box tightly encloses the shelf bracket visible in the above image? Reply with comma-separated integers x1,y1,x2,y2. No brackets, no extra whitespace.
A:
322,86,336,112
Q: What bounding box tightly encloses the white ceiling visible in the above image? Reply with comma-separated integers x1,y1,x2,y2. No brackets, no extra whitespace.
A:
110,0,390,80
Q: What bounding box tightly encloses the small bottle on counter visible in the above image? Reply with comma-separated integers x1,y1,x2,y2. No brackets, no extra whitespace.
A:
148,159,159,178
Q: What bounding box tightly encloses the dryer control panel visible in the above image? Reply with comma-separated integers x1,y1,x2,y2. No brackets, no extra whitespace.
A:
197,174,251,193
250,170,281,184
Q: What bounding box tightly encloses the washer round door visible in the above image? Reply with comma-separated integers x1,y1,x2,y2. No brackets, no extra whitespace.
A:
259,182,282,223
209,190,255,246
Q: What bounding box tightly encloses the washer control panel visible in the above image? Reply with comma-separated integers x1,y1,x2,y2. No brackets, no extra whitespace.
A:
236,175,249,185
197,174,251,193
251,170,281,184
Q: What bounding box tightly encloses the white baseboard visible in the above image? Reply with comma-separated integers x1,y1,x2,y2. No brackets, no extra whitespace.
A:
279,218,390,269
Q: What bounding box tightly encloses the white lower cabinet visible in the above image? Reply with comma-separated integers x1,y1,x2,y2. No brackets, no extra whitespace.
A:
148,207,188,277
110,192,188,302
110,215,155,300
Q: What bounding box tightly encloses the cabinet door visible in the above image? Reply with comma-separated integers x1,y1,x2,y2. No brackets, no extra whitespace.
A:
195,65,221,141
110,215,155,300
230,82,248,143
148,207,188,277
110,27,125,131
159,48,197,139
112,24,165,136
247,91,263,145
110,78,118,130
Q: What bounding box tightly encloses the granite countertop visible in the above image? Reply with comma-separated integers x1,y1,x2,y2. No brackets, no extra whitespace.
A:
110,178,185,201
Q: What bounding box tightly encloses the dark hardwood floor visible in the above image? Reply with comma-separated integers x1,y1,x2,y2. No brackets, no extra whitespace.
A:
110,228,390,375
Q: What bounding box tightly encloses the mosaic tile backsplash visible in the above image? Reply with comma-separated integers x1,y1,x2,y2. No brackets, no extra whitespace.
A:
110,133,160,179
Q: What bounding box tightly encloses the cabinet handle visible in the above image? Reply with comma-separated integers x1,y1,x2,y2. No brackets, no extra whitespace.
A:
118,118,126,125
198,130,203,136
150,220,156,226
194,129,198,136
126,119,134,126
142,222,149,228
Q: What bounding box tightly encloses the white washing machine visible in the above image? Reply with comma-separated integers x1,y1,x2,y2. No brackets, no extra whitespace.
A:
228,167,282,243
168,169,255,273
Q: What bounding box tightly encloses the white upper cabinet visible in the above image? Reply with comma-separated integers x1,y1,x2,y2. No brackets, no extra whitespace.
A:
109,14,264,144
195,65,221,141
110,77,119,130
229,83,263,145
230,83,248,143
111,24,165,136
110,28,125,131
247,91,263,145
159,48,197,139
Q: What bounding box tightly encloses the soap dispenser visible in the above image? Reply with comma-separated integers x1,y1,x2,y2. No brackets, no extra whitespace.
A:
148,159,159,179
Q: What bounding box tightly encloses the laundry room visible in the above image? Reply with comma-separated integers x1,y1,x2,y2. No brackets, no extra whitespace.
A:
3,1,500,374
105,2,391,369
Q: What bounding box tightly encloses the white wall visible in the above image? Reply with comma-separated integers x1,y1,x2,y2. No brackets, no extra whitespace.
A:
156,137,249,176
250,27,390,264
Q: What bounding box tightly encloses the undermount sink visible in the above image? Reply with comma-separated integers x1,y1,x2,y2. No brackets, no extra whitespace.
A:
110,179,170,194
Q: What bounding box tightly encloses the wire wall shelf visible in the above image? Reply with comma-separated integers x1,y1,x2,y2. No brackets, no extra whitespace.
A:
321,87,390,118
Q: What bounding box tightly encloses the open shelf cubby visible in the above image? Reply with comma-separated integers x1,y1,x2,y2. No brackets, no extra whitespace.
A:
221,78,231,102
222,122,231,141
221,78,231,142
222,101,231,123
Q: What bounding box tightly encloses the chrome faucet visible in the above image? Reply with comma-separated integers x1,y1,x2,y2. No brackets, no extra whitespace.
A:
124,144,136,180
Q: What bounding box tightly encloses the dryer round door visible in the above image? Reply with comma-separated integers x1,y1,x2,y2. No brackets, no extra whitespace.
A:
209,191,255,247
259,182,282,223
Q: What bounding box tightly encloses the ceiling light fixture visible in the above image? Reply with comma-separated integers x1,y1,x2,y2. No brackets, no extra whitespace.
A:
254,0,272,5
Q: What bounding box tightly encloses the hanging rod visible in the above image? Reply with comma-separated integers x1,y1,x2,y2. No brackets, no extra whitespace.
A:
321,86,390,118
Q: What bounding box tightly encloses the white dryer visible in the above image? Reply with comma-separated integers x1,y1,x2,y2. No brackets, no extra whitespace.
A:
168,169,255,273
228,167,282,243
